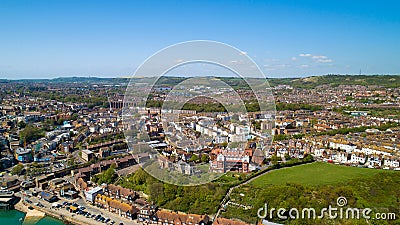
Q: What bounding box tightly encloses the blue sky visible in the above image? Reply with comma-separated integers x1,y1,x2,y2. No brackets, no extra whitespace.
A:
0,0,399,79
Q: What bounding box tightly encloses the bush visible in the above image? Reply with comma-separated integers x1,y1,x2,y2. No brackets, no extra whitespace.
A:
11,164,24,175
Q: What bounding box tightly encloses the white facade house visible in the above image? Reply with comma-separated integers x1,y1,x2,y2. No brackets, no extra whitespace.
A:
329,141,357,153
383,158,400,168
368,156,382,167
313,148,325,157
336,152,348,163
350,153,366,164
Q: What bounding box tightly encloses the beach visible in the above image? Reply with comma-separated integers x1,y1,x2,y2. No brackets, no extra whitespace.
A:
0,210,65,225
14,200,46,224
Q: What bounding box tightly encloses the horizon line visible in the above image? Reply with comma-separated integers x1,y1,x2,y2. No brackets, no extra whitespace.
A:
1,74,399,81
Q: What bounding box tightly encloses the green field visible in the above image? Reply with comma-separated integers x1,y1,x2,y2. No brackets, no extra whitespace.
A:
250,162,394,187
222,162,400,224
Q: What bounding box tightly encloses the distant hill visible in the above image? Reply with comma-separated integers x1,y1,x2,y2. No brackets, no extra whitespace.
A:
135,75,400,89
2,75,399,88
268,75,400,88
2,77,130,84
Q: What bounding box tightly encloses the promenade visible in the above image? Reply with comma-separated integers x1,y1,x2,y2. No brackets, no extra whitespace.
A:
15,192,141,225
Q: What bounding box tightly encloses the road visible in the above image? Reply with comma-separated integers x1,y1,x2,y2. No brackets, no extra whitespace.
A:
16,191,142,225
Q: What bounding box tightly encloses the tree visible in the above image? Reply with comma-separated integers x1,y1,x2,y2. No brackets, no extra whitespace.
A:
18,121,26,129
19,124,44,144
303,154,314,162
271,154,280,165
70,113,78,121
148,182,164,203
56,118,65,125
95,164,117,184
11,164,24,175
284,153,291,161
189,155,199,163
133,168,148,185
285,123,296,129
310,118,318,126
67,158,76,167
201,154,209,163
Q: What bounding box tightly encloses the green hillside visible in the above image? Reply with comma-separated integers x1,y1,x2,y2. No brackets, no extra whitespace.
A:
3,75,399,88
222,162,400,224
250,162,388,187
268,75,400,89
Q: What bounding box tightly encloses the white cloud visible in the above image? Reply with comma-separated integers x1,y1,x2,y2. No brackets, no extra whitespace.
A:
264,58,280,62
240,51,247,55
312,55,327,59
297,53,334,64
262,63,292,72
300,64,309,68
291,57,297,61
276,64,291,68
263,64,275,71
299,53,312,57
317,59,333,63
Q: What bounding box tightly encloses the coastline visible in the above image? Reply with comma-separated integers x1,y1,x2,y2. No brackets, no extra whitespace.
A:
15,200,46,224
14,199,103,225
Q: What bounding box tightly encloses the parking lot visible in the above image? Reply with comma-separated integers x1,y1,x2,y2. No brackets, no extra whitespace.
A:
17,191,141,225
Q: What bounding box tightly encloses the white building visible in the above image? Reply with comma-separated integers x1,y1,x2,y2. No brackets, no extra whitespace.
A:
350,153,366,164
329,141,357,153
85,186,103,203
383,157,400,168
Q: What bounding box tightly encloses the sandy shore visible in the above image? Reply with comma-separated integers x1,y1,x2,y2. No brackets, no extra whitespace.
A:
14,197,139,225
15,200,46,222
15,200,101,225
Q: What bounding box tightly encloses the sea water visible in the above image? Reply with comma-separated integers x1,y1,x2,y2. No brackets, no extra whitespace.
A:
0,210,65,225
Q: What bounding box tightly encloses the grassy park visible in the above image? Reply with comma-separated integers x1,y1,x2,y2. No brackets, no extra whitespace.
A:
250,162,394,187
222,162,400,224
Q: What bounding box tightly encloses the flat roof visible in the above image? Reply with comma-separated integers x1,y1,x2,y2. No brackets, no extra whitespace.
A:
16,148,32,154
0,197,13,202
82,149,94,154
86,186,102,194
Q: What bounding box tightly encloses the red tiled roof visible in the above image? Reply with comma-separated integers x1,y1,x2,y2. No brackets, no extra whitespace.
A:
156,210,209,224
213,218,251,225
